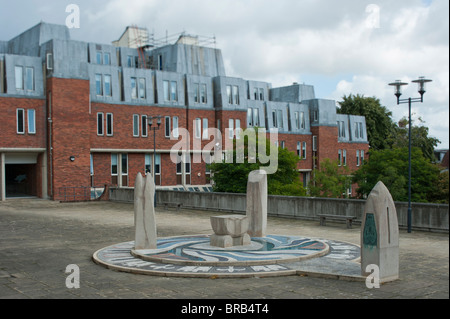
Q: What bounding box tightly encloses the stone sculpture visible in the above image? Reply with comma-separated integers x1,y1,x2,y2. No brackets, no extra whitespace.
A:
134,173,157,250
246,170,268,237
210,215,251,248
361,181,399,283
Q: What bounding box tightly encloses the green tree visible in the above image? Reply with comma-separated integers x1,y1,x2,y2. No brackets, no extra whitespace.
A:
352,147,444,203
391,117,441,162
337,94,395,150
308,158,352,198
210,130,306,196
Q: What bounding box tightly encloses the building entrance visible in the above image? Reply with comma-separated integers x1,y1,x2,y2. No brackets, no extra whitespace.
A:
5,164,37,197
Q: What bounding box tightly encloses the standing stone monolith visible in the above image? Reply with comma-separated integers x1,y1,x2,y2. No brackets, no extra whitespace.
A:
361,181,399,283
134,173,157,250
246,170,268,237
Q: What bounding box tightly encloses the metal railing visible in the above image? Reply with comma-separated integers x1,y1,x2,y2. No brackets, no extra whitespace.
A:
57,186,105,202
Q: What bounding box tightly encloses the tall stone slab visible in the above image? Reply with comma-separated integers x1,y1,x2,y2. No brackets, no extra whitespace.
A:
134,173,157,250
246,170,268,237
361,181,399,283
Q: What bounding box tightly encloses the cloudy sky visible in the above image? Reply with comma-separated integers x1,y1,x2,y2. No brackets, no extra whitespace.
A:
1,0,448,148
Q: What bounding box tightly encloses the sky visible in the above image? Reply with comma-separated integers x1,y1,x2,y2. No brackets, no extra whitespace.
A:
1,0,448,149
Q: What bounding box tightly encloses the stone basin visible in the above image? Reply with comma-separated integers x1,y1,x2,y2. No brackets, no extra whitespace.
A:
210,215,249,237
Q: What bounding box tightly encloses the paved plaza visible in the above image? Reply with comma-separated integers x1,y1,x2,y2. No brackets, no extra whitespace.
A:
0,199,448,299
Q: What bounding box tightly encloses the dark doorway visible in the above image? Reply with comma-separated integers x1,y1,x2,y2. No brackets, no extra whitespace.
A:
5,164,37,197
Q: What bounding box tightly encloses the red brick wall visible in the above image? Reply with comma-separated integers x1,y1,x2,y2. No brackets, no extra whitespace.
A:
0,96,46,148
47,78,91,200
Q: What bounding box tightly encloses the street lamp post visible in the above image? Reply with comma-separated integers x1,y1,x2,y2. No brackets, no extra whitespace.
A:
148,115,162,206
389,77,432,233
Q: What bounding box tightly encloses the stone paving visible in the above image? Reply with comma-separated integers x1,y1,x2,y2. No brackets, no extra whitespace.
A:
0,199,448,300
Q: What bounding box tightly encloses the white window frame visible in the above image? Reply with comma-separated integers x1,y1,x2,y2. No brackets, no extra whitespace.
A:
141,115,148,137
302,142,307,159
173,116,179,138
95,74,103,96
97,112,104,136
111,153,118,176
133,114,140,137
25,67,34,91
16,108,25,134
131,77,137,99
165,116,171,138
106,113,113,136
104,74,111,96
195,118,201,139
145,154,152,174
202,118,209,140
15,66,23,90
235,119,241,139
356,150,360,166
139,78,146,99
27,109,36,134
228,118,234,139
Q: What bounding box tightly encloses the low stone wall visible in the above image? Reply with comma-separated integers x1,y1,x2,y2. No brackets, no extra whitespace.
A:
109,187,449,233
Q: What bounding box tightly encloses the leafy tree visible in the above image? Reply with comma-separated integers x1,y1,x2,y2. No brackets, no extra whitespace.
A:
210,130,306,196
308,158,352,198
391,117,441,162
337,94,395,150
352,147,444,203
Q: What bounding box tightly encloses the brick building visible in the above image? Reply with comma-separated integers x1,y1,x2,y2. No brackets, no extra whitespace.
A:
0,22,369,201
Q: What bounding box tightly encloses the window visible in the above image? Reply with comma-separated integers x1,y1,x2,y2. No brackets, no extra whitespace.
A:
155,154,161,175
163,80,170,101
361,150,365,164
90,154,94,176
121,153,128,175
176,153,182,175
170,81,177,101
131,77,137,99
185,154,191,175
103,53,110,65
193,83,199,103
111,153,118,175
127,55,133,68
173,116,179,138
25,67,34,91
27,109,36,134
95,74,102,96
97,112,104,136
343,149,347,166
139,78,146,99
302,142,307,159
253,108,259,127
229,119,234,139
294,112,299,129
300,112,305,129
141,115,147,137
145,154,152,174
281,141,285,149
253,87,258,100
227,85,232,104
16,109,25,134
15,66,23,90
338,149,342,166
202,118,208,140
232,85,239,105
312,136,317,151
200,84,207,103
277,109,283,129
165,116,171,138
235,119,241,139
272,110,277,128
104,75,111,96
356,150,360,166
359,123,363,138
158,55,163,70
106,113,113,136
195,118,201,139
297,142,301,158
259,88,264,101
96,52,102,64
247,108,253,126
133,114,139,137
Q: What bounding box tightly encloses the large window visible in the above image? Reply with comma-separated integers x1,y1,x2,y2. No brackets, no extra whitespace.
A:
232,85,239,105
95,74,102,96
106,113,113,136
111,153,118,175
25,67,34,91
172,116,179,138
145,154,152,174
97,112,104,136
226,85,232,104
104,75,111,96
16,108,25,134
133,114,139,137
15,66,23,90
27,109,36,134
163,80,170,101
131,77,137,99
195,118,201,139
202,118,209,140
139,78,146,99
170,81,177,101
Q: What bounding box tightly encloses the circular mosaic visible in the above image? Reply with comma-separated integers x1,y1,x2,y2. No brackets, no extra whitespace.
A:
93,234,361,278
131,234,329,266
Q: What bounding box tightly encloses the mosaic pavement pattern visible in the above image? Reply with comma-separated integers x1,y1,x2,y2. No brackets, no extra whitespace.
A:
93,235,361,278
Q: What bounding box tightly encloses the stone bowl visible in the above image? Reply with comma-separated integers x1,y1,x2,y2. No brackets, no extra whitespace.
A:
210,215,249,237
